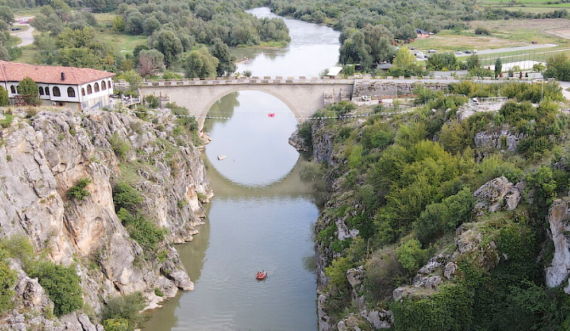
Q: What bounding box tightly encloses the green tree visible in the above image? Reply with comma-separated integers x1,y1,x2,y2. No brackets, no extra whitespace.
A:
29,263,83,317
183,47,219,79
112,15,125,32
153,30,183,68
495,58,502,78
209,38,236,77
0,254,16,314
0,86,8,106
466,54,481,70
119,70,143,93
17,77,39,106
0,6,14,26
57,48,103,69
102,293,145,331
393,47,416,69
533,63,545,73
395,238,426,273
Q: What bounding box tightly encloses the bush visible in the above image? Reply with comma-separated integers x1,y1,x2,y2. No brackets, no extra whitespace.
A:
144,95,159,108
67,177,92,201
113,182,143,212
475,26,491,35
102,292,146,331
109,133,131,160
103,319,129,331
117,208,165,252
29,263,83,317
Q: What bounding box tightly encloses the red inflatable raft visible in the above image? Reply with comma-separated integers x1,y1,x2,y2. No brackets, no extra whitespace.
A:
256,271,267,280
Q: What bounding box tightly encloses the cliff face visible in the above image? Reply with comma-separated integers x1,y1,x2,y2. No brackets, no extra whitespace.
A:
0,108,212,329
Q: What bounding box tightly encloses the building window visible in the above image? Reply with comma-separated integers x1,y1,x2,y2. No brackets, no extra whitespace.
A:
53,86,61,97
87,85,92,95
39,87,44,95
108,80,112,89
10,86,16,94
45,87,49,96
67,87,76,98
94,82,100,93
102,81,106,90
82,88,85,96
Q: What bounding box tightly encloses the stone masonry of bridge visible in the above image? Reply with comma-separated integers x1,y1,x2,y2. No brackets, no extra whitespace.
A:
138,75,536,130
139,77,354,130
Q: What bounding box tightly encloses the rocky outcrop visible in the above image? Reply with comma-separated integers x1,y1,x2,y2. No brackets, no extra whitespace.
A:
546,197,570,293
288,130,310,152
473,176,522,214
0,107,212,328
474,129,526,152
312,121,335,163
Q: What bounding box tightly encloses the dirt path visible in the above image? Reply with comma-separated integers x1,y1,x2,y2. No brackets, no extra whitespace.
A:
10,25,35,47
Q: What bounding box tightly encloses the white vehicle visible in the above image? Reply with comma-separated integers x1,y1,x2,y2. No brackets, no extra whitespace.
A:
473,49,478,54
428,49,436,53
362,95,371,101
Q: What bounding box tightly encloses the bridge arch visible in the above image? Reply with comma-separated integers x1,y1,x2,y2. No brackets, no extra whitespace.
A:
200,86,302,122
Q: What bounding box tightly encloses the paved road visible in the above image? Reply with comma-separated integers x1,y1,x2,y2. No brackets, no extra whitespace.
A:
475,44,558,55
10,25,35,47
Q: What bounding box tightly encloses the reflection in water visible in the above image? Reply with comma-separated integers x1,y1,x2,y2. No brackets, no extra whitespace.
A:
204,92,241,128
204,91,300,187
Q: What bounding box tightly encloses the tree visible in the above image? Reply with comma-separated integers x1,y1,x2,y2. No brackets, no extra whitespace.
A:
57,48,103,69
209,38,235,77
427,53,458,71
396,24,417,41
495,58,502,78
137,49,164,77
533,63,545,73
119,70,143,93
17,77,39,106
153,30,183,68
0,86,8,106
339,31,372,68
393,47,416,69
112,15,125,32
183,47,218,79
142,17,160,36
466,54,481,70
395,238,426,274
0,6,14,26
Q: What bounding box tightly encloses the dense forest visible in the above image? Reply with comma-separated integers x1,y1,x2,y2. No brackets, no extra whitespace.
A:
298,80,570,329
268,0,569,69
0,0,290,79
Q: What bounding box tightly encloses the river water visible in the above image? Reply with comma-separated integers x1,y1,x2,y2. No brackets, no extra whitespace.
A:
142,8,340,331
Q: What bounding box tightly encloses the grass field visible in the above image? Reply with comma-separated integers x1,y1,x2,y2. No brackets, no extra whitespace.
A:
98,33,148,54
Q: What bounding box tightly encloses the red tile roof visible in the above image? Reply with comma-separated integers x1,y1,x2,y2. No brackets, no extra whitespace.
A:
0,61,115,85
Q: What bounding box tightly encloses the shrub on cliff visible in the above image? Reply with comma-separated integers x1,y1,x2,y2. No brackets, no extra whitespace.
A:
0,248,17,314
113,182,143,212
102,292,145,331
109,133,131,160
66,177,92,201
28,262,83,317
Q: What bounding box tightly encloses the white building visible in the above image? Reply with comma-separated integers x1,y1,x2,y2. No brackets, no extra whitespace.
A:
0,61,115,110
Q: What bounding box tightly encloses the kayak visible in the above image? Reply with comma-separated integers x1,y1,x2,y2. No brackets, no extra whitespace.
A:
256,271,267,280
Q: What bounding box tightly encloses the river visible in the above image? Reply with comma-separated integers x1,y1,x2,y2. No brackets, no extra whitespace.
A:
142,7,340,331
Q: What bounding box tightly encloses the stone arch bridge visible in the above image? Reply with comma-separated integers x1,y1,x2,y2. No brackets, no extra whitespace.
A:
139,77,354,130
138,76,480,130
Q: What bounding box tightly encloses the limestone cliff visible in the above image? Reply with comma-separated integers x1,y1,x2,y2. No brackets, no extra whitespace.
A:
0,107,212,329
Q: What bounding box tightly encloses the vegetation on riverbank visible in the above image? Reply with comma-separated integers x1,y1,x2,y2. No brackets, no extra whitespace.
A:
305,81,570,329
